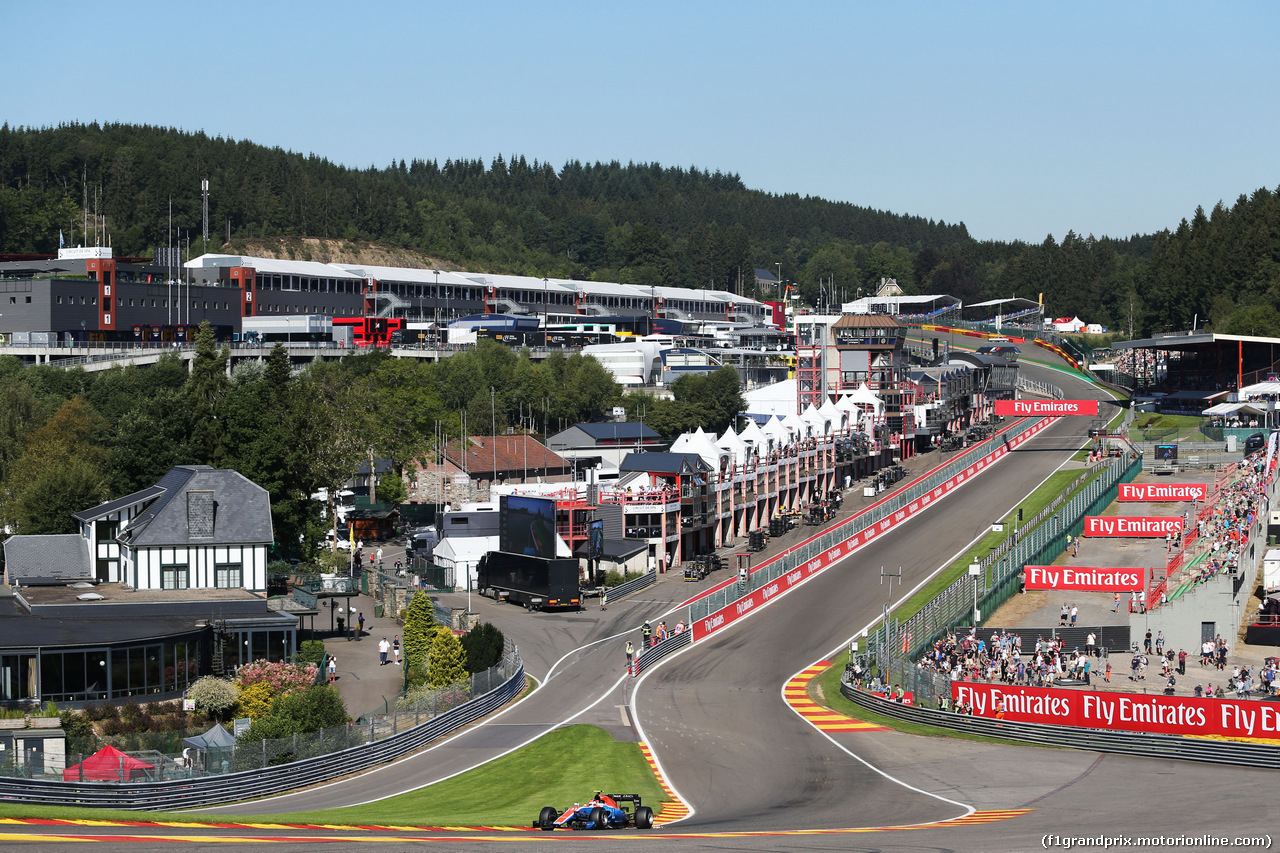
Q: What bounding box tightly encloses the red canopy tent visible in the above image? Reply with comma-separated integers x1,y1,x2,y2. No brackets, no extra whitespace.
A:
63,744,155,781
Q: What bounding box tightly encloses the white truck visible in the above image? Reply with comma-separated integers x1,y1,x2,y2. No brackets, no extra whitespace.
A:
1263,549,1280,595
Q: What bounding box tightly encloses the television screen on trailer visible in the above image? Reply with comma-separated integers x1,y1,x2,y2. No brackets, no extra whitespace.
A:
500,495,557,559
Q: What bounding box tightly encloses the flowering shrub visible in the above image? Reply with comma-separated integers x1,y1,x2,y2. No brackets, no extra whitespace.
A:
188,676,239,720
236,682,276,720
234,660,318,693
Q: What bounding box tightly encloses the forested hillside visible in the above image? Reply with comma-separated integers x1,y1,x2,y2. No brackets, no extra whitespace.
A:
1,122,1278,336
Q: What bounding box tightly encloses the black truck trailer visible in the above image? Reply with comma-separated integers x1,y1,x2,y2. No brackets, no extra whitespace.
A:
477,551,582,611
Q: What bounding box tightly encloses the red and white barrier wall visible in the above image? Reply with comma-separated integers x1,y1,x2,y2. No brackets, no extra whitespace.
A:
691,416,1055,641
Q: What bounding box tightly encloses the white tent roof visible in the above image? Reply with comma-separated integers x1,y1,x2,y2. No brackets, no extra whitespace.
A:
741,379,798,419
800,403,830,434
431,535,499,569
737,419,768,455
781,411,810,439
819,398,854,430
761,415,791,447
717,426,750,464
1203,402,1267,416
846,382,885,415
1239,381,1280,398
671,427,728,471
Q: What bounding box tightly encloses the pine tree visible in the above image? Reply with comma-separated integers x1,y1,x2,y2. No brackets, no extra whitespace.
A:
427,626,468,688
402,591,435,670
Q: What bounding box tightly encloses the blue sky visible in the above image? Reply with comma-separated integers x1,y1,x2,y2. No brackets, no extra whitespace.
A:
5,1,1277,243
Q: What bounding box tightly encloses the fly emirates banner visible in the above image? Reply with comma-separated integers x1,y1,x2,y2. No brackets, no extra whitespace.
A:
1023,565,1142,591
952,682,1279,739
992,399,1099,416
1083,516,1183,537
1117,483,1207,502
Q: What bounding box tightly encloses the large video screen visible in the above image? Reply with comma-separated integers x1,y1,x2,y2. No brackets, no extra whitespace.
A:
500,495,557,559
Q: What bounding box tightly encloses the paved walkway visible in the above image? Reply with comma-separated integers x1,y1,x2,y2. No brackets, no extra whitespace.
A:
985,464,1277,703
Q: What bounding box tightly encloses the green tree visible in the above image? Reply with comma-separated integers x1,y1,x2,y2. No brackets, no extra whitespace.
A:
239,684,348,743
1,397,110,534
402,591,436,670
184,321,231,463
460,622,505,674
427,626,468,687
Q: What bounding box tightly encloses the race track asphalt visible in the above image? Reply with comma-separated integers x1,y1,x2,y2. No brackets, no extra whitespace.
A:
68,352,1276,851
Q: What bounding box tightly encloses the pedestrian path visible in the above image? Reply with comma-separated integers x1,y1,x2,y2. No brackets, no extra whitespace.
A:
784,662,888,733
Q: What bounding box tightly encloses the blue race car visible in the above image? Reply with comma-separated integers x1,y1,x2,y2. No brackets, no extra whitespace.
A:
534,792,654,831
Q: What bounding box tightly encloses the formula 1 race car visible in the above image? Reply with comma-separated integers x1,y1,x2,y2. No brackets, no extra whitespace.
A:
533,792,654,831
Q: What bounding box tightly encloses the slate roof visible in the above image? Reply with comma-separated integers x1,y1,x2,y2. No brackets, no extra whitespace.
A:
72,486,165,523
2,534,92,584
0,595,294,648
618,452,711,476
116,466,273,548
573,422,661,442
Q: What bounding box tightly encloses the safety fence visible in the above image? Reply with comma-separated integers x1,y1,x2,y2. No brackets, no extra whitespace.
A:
609,570,658,601
0,648,525,808
691,414,1049,627
839,680,1280,768
865,450,1143,689
634,632,692,676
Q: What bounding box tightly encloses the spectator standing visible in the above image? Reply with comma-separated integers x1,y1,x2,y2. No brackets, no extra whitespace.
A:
1086,632,1096,657
1144,630,1153,654
328,655,337,683
358,611,365,636
1178,648,1187,675
1069,604,1078,627
378,637,390,666
393,635,401,666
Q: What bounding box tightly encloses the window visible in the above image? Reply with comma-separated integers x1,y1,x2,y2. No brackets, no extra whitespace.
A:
161,562,189,590
214,563,243,588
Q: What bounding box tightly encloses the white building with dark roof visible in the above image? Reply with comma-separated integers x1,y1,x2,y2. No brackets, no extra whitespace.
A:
71,465,274,592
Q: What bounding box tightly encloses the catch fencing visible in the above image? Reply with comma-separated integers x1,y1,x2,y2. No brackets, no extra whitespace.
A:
868,453,1143,703
839,680,1280,768
0,646,525,808
688,417,1047,628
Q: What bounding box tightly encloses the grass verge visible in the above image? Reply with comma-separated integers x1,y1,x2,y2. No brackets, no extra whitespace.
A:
0,725,668,827
893,467,1091,627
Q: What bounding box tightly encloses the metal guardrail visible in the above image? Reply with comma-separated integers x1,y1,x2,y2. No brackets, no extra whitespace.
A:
1016,377,1064,399
608,570,657,600
0,653,526,809
839,680,1280,768
634,632,692,675
871,452,1142,681
687,417,1046,627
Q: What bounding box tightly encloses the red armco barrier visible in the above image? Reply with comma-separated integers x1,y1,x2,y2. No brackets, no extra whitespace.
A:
1118,482,1207,502
1084,516,1184,537
952,682,1280,739
1023,566,1143,591
691,416,1055,641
